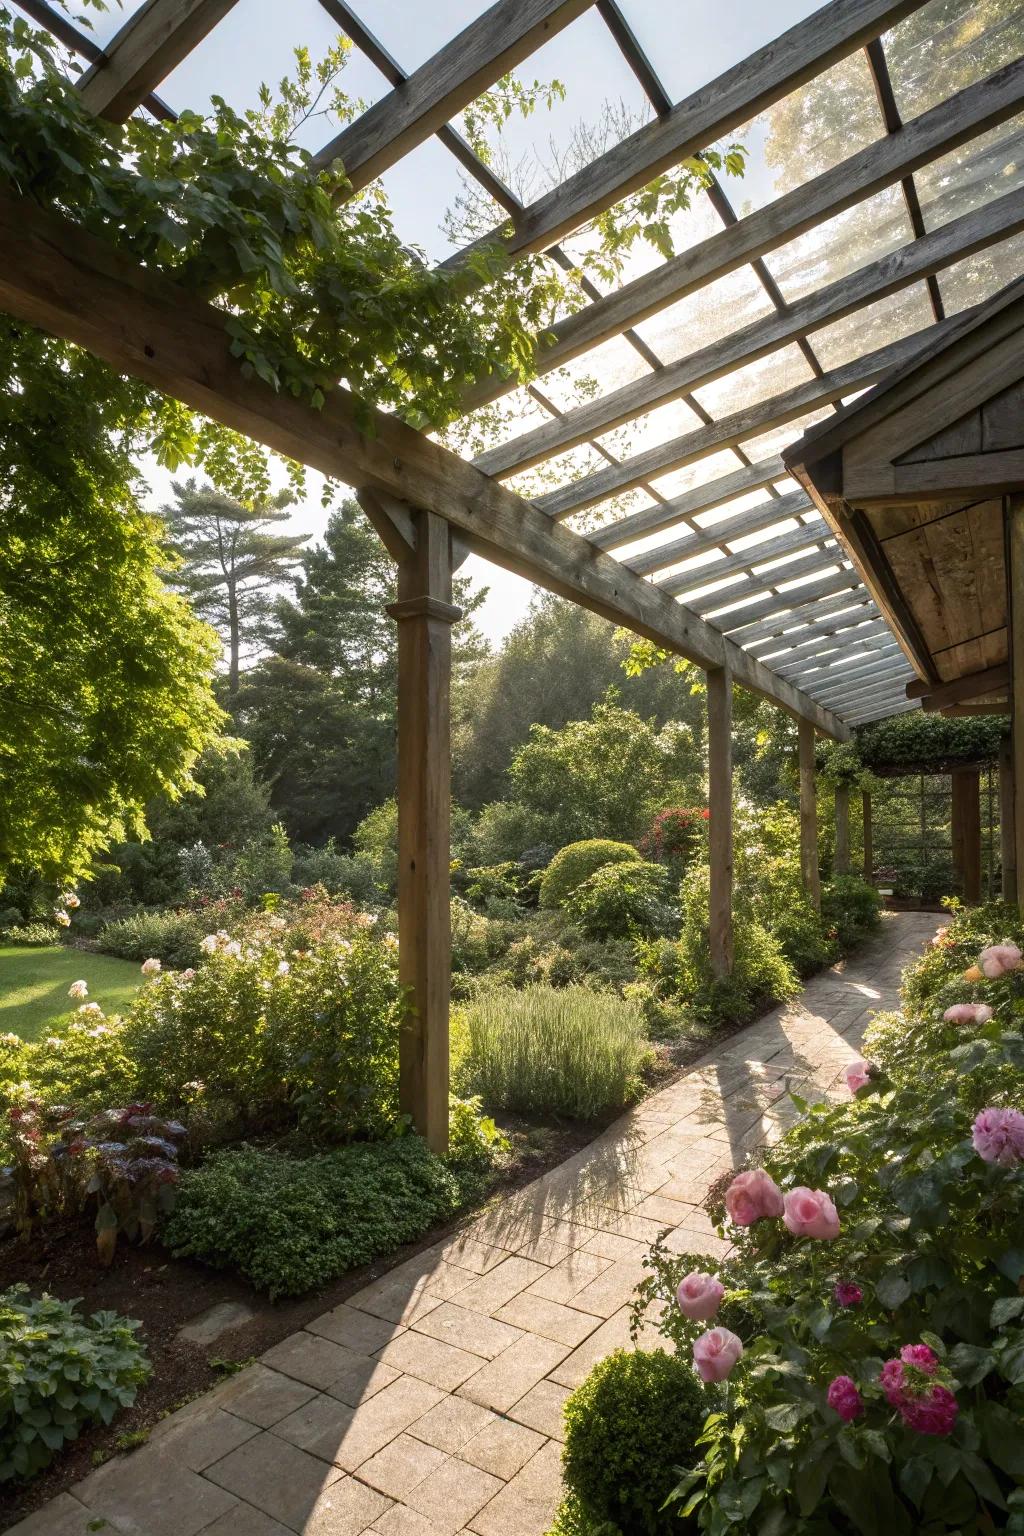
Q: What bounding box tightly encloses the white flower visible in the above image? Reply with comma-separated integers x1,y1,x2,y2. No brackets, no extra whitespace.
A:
54,910,71,928
180,968,196,980
78,1002,104,1020
60,891,81,909
216,929,230,941
68,980,88,1000
277,960,290,975
1,1032,21,1046
45,1036,62,1049
87,1026,108,1038
224,940,242,958
141,957,162,976
382,933,399,951
200,934,219,954
268,915,287,931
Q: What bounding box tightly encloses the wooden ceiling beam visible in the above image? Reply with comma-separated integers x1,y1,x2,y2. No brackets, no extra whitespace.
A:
312,0,594,188
478,189,1024,479
624,487,812,575
77,0,238,122
907,663,1010,705
460,56,1024,408
695,550,851,617
0,188,850,740
723,578,871,643
658,520,833,600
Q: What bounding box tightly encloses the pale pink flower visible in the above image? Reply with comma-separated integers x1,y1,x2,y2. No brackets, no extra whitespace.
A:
77,1002,104,1020
979,943,1023,978
67,980,88,1000
53,910,71,928
140,957,161,977
972,1107,1024,1165
61,892,80,910
931,926,949,948
676,1272,725,1322
199,934,220,954
724,1169,784,1227
180,968,196,980
224,940,242,958
693,1327,743,1383
943,1003,993,1026
783,1187,840,1240
845,1060,872,1094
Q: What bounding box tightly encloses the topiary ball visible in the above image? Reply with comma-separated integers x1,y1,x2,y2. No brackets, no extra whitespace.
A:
538,839,641,910
560,1347,709,1533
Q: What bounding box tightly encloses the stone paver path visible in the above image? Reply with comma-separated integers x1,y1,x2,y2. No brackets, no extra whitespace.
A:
10,912,934,1536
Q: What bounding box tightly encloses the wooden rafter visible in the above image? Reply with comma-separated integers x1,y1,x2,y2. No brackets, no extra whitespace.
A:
0,188,851,739
77,0,239,122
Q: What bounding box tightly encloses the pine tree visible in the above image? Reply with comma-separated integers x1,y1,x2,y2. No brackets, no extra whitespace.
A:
163,479,309,697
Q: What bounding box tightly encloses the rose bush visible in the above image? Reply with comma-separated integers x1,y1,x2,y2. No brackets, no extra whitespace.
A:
627,899,1024,1534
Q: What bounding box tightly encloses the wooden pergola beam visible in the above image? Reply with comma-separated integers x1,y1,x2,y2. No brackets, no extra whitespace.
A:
907,663,1010,706
312,0,594,188
0,188,851,740
624,487,810,576
77,0,239,122
460,56,1024,407
445,0,927,269
478,190,1024,479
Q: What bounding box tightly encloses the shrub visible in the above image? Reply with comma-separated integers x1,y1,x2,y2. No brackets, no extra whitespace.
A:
2,921,62,946
539,840,641,910
230,821,294,903
0,906,22,929
473,801,553,866
0,1287,149,1482
671,863,797,1026
292,841,381,905
450,898,506,976
821,873,881,950
464,985,648,1120
739,855,832,977
462,862,524,917
564,860,674,940
19,1018,135,1119
638,806,709,872
97,907,212,970
557,1349,709,1535
164,1138,465,1298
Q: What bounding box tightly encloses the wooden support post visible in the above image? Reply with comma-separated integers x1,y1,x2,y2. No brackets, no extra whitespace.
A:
1000,736,1017,902
799,717,821,911
951,767,982,903
1009,493,1024,910
835,783,850,875
707,667,733,978
387,510,461,1155
862,789,873,883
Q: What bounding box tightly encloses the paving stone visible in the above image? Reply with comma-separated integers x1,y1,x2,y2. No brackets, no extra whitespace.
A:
406,1395,497,1453
468,1440,563,1536
525,1249,611,1304
512,1232,573,1265
303,1476,393,1535
76,1445,240,1536
272,1390,356,1465
357,1432,449,1497
308,1303,404,1354
262,1330,370,1391
3,1494,97,1536
348,1275,443,1328
376,1330,484,1391
210,1362,317,1427
279,1376,445,1472
459,1333,570,1413
493,1293,601,1348
420,1261,483,1301
149,1401,260,1471
452,1257,550,1317
412,1302,524,1360
568,1257,648,1318
433,1235,509,1274
372,1504,461,1536
205,1431,343,1531
460,1416,546,1480
403,1456,504,1534
327,1351,402,1408
202,1506,295,1536
506,1379,571,1441
177,1299,256,1347
579,1229,646,1263
548,1307,634,1389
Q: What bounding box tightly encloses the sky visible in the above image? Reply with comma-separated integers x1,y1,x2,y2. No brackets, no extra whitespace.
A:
84,0,825,645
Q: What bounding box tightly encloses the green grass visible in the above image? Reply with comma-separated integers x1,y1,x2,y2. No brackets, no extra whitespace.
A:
0,945,142,1042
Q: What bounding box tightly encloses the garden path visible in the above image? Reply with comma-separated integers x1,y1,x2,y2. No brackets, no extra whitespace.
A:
12,911,936,1536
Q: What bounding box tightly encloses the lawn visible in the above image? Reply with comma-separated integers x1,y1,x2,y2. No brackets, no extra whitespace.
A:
0,944,142,1042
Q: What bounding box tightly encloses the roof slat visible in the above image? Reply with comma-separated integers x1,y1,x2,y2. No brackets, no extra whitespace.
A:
77,0,238,122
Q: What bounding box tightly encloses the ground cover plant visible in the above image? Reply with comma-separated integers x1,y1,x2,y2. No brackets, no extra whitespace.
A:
620,898,1024,1534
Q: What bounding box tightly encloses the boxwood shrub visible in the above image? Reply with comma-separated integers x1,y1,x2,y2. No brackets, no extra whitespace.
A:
539,839,641,910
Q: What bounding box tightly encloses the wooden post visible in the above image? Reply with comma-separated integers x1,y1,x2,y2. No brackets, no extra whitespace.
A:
387,509,461,1155
1009,494,1024,911
1000,736,1016,902
835,784,850,875
799,717,821,911
862,789,873,884
952,767,981,902
707,667,733,978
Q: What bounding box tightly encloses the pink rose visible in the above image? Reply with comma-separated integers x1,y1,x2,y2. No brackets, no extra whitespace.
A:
676,1271,725,1322
826,1375,863,1421
783,1187,840,1240
692,1327,743,1383
979,943,1022,978
724,1169,784,1227
901,1383,958,1436
834,1282,862,1308
973,1106,1024,1165
900,1344,938,1375
845,1060,872,1094
943,1003,993,1025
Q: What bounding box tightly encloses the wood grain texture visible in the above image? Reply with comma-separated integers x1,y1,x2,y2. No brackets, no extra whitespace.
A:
78,0,238,121
952,767,982,902
707,667,734,980
835,784,850,876
799,718,821,911
1010,494,1024,910
0,190,850,737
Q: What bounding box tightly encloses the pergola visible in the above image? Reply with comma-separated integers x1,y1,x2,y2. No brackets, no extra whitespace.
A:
2,0,1022,1149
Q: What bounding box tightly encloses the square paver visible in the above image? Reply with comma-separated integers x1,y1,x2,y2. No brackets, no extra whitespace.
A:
348,1275,442,1328
459,1333,570,1413
525,1250,611,1305
3,1494,98,1536
211,1363,317,1428
453,1258,550,1317
76,1445,239,1536
272,1391,357,1465
202,1506,295,1536
357,1432,449,1497
548,1307,633,1389
468,1440,563,1536
150,1401,260,1471
460,1417,546,1480
506,1379,571,1441
303,1476,393,1536
372,1505,458,1536
434,1236,509,1274
262,1330,370,1391
308,1304,405,1354
493,1294,600,1348
376,1330,483,1392
205,1431,343,1531
568,1257,648,1318
406,1395,497,1453
403,1456,504,1534
287,1376,445,1472
327,1352,402,1408
412,1302,523,1360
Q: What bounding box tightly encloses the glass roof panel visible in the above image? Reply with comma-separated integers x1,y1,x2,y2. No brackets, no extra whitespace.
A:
938,228,1024,314
762,186,914,304
630,262,776,364
809,283,936,370
883,0,1024,119
916,113,1024,232
689,343,814,421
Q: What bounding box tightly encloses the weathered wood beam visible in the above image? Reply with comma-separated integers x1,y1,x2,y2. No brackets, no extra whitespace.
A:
77,0,238,122
0,190,851,739
776,625,896,678
1011,494,1024,910
624,487,811,576
942,703,1011,716
803,649,908,699
952,766,982,902
707,666,734,979
659,521,834,601
862,789,873,881
13,0,175,119
908,663,1010,707
844,698,920,725
694,550,850,617
445,0,927,270
799,718,821,910
726,582,874,645
835,783,851,875
478,190,1024,479
312,0,594,188
595,458,787,552
1000,736,1017,901
460,56,1024,407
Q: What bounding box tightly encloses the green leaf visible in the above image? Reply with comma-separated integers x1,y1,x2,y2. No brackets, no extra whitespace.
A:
991,1295,1024,1327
